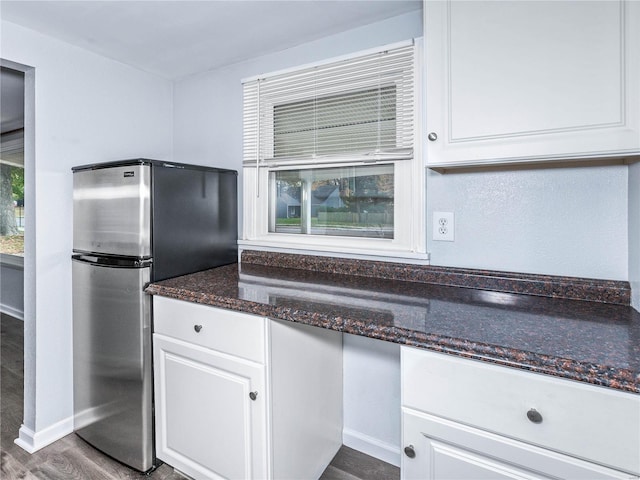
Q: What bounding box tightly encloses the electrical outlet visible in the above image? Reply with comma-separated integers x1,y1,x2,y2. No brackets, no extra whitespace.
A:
433,211,454,241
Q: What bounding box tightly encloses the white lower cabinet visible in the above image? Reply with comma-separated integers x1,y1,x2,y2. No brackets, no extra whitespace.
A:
402,409,635,480
401,347,640,480
153,296,343,480
154,335,267,480
154,296,640,480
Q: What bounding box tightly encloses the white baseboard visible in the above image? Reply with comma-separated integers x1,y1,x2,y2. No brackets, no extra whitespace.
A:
0,303,24,320
342,428,401,467
14,416,74,453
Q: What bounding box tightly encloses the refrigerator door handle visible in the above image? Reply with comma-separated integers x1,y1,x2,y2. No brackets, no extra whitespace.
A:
72,254,153,269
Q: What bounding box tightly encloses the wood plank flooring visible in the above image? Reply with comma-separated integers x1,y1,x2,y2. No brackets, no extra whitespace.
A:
1,313,399,480
318,447,399,480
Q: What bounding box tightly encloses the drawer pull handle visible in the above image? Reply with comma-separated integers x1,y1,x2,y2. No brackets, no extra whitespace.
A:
404,445,416,458
194,324,203,333
527,408,543,424
249,391,258,401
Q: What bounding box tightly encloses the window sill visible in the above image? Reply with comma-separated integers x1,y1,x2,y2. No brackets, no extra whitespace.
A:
238,239,430,265
0,253,24,269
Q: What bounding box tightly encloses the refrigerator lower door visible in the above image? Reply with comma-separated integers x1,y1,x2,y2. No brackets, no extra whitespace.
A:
72,256,154,472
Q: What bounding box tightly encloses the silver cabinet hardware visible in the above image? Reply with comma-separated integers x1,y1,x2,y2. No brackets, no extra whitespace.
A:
249,391,258,401
427,132,438,141
193,325,203,333
404,445,416,458
527,408,543,424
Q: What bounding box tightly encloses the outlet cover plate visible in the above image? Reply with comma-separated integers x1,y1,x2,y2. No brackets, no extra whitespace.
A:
433,211,454,241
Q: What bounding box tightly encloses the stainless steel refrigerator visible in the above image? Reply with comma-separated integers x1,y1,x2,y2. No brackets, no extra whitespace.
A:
71,159,237,472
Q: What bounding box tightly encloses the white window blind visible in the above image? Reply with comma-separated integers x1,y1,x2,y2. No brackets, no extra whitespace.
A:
243,42,415,167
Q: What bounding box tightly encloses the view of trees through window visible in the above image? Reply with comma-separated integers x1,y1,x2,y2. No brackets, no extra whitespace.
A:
271,164,394,238
1,66,25,256
0,163,25,255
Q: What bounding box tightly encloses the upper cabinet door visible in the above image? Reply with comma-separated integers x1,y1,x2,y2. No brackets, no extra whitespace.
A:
424,0,640,168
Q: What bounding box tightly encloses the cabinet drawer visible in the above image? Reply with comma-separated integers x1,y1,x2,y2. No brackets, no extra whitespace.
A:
153,296,265,363
402,347,640,475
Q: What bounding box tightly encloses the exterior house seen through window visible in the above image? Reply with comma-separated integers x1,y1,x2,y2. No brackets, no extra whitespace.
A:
271,165,394,238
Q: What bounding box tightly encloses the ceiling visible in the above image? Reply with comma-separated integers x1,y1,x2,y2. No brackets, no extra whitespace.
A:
0,0,422,80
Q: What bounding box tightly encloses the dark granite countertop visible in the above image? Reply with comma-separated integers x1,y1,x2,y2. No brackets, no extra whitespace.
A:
146,262,640,394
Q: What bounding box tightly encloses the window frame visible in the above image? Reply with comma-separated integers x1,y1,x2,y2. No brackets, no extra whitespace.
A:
240,39,427,263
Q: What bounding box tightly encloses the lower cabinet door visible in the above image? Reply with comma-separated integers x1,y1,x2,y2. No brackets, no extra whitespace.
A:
154,334,268,480
402,408,636,480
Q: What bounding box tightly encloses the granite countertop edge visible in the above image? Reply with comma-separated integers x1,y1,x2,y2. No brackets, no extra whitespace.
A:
146,283,640,395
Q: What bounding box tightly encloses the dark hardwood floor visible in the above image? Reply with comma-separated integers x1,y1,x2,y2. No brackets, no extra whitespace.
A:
1,313,399,480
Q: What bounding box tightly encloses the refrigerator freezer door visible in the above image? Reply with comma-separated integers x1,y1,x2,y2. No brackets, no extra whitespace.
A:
73,164,151,257
72,257,154,472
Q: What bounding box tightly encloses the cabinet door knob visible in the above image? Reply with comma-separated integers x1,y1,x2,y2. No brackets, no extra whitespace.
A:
194,324,203,333
527,408,543,424
427,132,438,141
404,445,416,458
249,391,258,401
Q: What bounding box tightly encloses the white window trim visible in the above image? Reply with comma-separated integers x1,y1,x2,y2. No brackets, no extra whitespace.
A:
0,253,24,268
240,39,427,263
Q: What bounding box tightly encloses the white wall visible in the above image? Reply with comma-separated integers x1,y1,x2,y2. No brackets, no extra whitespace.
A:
0,20,173,451
629,162,640,311
427,165,628,279
173,11,422,464
343,334,401,466
172,6,635,464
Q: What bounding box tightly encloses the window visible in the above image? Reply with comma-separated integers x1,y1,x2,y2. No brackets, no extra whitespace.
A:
271,164,394,238
0,130,25,256
241,40,426,261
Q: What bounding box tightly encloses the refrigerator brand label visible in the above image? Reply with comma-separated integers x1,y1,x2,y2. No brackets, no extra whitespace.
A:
123,171,135,177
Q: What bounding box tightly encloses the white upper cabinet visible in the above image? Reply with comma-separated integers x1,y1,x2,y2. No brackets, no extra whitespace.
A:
424,0,640,168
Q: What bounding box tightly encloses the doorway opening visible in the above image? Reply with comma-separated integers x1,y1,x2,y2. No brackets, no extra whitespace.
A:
0,58,35,451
